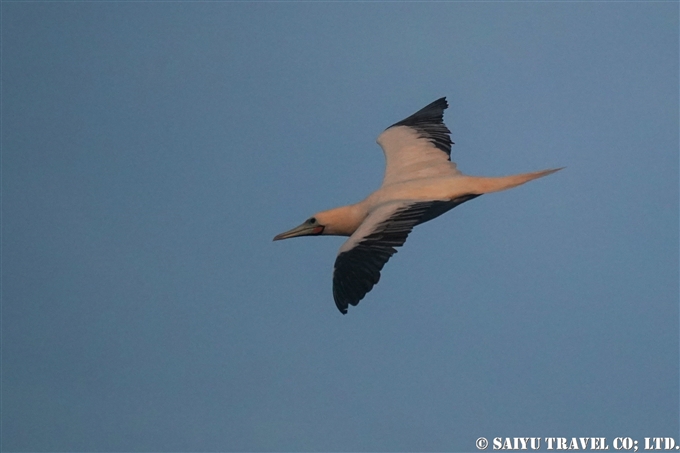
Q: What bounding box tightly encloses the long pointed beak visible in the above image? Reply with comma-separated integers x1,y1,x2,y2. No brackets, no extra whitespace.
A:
273,223,318,241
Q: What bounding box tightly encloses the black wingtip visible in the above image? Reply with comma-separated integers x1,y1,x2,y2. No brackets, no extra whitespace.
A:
388,96,453,156
430,97,448,110
416,96,449,115
336,300,348,315
391,97,448,129
414,97,448,111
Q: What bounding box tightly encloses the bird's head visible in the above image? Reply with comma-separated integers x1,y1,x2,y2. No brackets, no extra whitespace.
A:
273,205,362,241
273,214,326,241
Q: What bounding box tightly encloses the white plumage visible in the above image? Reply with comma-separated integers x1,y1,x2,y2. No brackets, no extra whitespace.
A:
274,97,562,314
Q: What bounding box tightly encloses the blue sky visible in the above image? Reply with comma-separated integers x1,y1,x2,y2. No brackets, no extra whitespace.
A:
2,2,678,451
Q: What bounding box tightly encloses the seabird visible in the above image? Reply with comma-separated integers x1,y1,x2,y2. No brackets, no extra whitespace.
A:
274,97,562,314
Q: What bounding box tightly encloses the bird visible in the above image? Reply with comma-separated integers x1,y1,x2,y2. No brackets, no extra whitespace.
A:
274,97,562,314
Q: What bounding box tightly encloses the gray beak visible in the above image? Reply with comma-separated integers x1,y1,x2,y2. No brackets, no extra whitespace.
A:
273,222,319,241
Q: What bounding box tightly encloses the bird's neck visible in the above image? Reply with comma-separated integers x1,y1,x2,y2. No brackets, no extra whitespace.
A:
318,204,367,237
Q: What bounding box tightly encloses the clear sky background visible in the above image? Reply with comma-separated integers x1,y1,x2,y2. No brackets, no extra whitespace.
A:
2,2,678,451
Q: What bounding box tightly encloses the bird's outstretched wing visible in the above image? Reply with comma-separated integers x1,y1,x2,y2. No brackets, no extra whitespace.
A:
332,195,478,314
377,97,462,187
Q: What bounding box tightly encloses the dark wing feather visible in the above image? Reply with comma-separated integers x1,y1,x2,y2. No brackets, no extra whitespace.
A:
388,97,453,158
332,195,479,314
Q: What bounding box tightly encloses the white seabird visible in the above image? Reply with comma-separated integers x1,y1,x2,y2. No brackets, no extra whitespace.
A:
274,97,562,314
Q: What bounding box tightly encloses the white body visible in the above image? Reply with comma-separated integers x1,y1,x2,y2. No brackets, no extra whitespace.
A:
274,98,562,314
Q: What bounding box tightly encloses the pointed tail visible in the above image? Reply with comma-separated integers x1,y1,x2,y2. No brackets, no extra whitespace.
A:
471,167,564,194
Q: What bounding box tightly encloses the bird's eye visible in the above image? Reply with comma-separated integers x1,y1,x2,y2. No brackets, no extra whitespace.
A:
308,217,317,224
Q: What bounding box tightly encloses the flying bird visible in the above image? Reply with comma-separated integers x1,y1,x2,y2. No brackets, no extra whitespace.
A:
274,97,562,314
